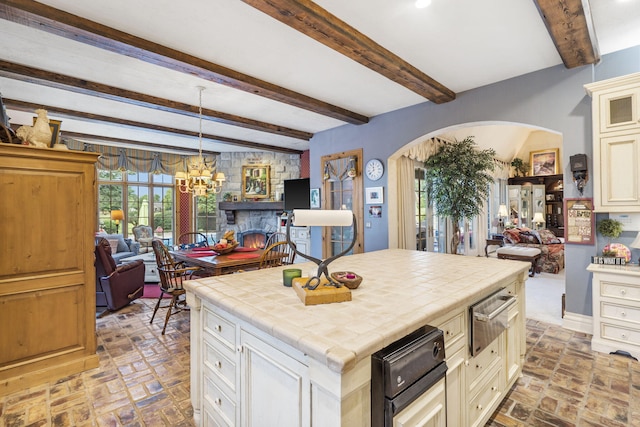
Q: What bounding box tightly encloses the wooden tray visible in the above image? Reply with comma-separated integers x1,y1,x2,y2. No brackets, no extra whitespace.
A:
292,277,352,306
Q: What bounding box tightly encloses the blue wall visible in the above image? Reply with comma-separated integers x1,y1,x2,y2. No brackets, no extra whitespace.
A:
309,46,640,318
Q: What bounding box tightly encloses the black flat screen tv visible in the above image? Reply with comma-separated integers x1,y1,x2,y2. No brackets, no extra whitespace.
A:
284,178,310,211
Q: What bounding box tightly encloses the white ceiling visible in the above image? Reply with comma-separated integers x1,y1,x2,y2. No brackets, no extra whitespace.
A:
1,0,640,155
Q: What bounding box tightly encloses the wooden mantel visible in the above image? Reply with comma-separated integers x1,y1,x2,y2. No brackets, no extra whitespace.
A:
219,201,284,224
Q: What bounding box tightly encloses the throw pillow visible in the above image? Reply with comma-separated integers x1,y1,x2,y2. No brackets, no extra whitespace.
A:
107,238,119,254
538,229,562,244
519,230,541,244
503,228,521,244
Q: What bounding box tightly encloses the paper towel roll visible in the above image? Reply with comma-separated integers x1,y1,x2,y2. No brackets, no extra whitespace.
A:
292,209,353,226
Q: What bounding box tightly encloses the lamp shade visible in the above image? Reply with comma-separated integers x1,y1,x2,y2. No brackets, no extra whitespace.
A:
498,204,508,217
533,212,545,224
110,209,124,221
630,231,640,249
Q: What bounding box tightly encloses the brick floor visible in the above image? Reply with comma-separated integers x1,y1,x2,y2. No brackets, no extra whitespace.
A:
1,302,638,426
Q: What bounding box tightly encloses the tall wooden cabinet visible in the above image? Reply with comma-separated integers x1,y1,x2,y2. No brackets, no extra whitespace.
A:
585,72,640,212
0,145,100,395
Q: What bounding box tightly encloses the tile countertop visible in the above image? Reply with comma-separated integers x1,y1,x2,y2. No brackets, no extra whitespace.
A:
184,248,530,373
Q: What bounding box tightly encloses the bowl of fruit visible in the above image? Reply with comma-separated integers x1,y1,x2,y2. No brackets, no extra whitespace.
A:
212,231,240,254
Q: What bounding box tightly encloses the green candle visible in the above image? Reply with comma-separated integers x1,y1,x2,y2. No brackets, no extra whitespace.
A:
283,268,302,287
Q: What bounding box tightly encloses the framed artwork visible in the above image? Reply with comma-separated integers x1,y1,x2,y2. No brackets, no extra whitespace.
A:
368,205,382,218
564,198,594,245
310,188,320,208
242,164,270,199
365,186,384,204
33,117,62,147
530,148,559,176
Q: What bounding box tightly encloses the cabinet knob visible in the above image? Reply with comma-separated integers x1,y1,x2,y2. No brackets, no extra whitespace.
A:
621,333,627,339
215,398,222,406
215,324,222,332
621,311,627,317
491,386,498,392
215,360,222,369
621,289,627,295
476,364,482,370
477,404,483,411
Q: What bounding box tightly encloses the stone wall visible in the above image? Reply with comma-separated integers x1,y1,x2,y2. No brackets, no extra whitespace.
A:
214,152,301,236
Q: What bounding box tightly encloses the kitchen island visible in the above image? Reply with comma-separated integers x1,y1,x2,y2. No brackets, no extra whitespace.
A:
184,249,530,427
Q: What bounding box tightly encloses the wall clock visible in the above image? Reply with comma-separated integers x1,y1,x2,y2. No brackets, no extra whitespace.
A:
365,158,384,181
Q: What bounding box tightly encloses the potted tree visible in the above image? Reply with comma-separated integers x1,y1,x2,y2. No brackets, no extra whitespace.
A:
425,136,496,254
597,218,624,257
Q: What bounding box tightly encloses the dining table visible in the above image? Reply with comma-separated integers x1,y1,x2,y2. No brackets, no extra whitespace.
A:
171,246,287,276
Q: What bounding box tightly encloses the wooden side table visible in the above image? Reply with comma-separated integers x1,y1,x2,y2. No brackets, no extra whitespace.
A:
485,236,504,257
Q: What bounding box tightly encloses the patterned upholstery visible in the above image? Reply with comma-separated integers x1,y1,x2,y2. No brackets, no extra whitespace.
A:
503,227,565,274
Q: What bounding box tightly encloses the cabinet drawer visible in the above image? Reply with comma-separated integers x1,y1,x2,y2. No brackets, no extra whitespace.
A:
204,341,236,392
601,281,640,303
203,405,232,427
468,364,503,427
601,301,640,325
601,323,640,346
467,338,500,390
204,308,236,350
204,374,236,426
439,311,465,349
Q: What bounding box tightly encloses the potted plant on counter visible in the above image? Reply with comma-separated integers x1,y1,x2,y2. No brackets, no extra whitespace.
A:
425,136,496,254
597,218,628,259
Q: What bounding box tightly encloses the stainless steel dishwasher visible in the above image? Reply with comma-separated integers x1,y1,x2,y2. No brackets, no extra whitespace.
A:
469,288,516,356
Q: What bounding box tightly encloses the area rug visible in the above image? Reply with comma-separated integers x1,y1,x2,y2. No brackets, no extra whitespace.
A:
143,283,169,299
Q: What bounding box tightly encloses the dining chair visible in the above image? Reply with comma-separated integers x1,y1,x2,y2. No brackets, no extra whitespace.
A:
264,232,286,248
177,232,209,248
150,239,202,334
259,240,296,269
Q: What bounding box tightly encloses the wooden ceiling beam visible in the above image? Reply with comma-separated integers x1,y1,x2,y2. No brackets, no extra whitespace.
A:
0,60,313,141
241,0,455,104
5,98,304,154
533,0,600,68
0,0,368,125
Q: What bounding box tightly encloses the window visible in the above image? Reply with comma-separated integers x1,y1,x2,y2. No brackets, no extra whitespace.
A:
98,170,175,243
194,195,218,242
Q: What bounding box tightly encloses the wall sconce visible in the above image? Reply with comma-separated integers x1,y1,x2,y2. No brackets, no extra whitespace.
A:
110,209,124,234
570,154,588,195
347,156,357,178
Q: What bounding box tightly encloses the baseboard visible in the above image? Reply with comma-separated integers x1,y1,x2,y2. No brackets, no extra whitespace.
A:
562,311,592,334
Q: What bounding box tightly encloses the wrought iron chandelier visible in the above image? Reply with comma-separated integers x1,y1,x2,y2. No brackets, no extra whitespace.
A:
175,86,225,196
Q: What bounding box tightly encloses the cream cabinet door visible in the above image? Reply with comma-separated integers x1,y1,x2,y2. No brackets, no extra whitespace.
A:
598,87,640,134
392,378,446,427
239,330,310,427
596,133,640,211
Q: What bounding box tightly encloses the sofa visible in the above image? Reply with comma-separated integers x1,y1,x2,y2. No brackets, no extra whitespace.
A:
95,233,140,263
502,227,565,274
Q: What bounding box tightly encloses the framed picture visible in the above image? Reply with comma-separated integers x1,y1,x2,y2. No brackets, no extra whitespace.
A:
368,205,382,218
242,164,270,199
310,188,320,208
365,186,384,204
33,117,62,147
530,148,559,176
564,198,594,245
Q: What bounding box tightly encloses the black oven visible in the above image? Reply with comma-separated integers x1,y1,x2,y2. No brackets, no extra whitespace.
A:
371,325,447,427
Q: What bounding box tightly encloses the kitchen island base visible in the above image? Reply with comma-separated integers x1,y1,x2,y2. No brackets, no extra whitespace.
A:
185,249,528,426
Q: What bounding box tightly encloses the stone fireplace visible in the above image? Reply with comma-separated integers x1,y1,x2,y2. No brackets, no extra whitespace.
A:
237,229,270,248
217,203,282,247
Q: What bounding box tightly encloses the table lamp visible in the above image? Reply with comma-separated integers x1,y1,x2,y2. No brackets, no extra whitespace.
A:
533,212,545,230
110,209,124,234
630,231,640,264
497,204,508,232
286,209,356,289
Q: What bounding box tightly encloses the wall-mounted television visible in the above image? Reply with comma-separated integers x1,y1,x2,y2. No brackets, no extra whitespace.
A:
284,178,310,211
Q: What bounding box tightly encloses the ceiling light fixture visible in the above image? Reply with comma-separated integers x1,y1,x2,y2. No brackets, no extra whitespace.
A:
415,0,432,8
175,86,225,196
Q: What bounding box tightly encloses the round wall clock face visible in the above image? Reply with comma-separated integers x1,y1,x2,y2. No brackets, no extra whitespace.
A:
366,159,384,181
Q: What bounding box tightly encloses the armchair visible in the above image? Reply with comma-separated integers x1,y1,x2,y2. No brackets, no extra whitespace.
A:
95,237,145,315
132,225,154,253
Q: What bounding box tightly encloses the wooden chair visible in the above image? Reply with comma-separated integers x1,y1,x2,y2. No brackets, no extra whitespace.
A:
177,232,209,247
265,232,286,248
259,240,296,269
150,240,202,334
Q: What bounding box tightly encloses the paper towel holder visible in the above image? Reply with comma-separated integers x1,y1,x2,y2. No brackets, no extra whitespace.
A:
286,209,357,289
